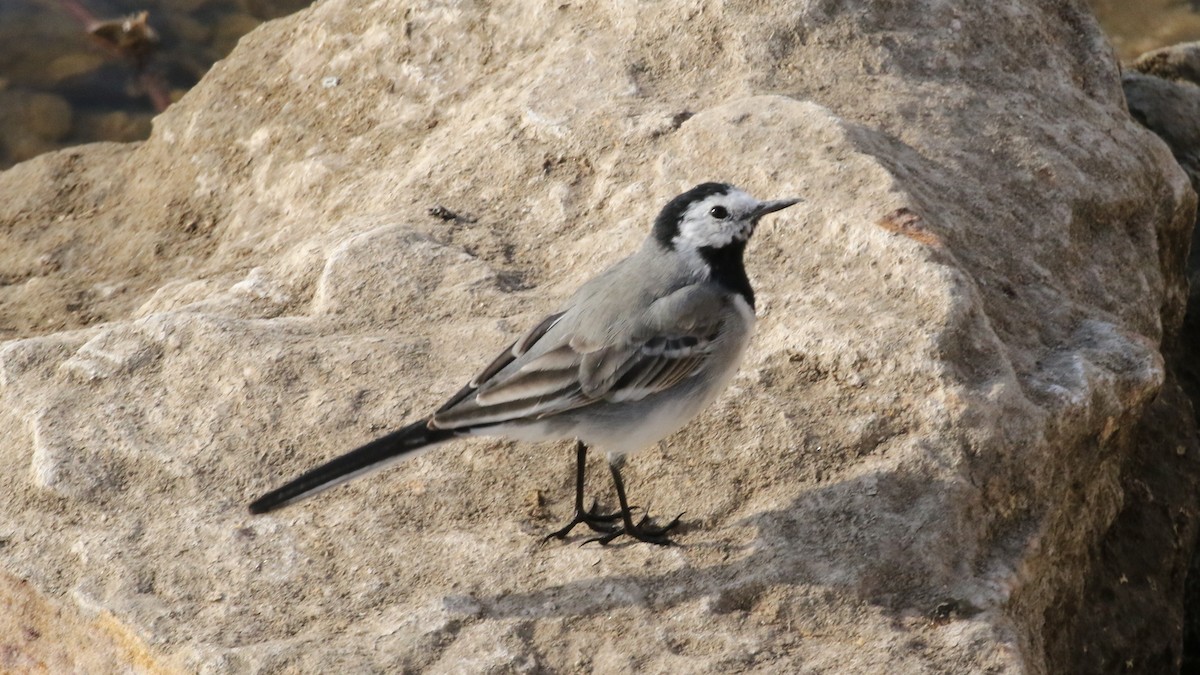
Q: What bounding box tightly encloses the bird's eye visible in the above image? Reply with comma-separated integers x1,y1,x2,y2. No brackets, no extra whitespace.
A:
710,206,729,220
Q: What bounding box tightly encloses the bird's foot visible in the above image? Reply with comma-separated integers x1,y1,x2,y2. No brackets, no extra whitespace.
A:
583,510,684,546
545,500,624,540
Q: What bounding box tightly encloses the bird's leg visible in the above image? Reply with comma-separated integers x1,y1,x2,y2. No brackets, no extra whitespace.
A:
545,441,622,540
585,454,683,546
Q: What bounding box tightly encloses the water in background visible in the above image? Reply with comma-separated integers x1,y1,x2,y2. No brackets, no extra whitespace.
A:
0,0,1197,169
0,0,311,169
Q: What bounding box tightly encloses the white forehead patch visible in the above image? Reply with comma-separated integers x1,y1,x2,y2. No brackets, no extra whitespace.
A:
672,188,761,252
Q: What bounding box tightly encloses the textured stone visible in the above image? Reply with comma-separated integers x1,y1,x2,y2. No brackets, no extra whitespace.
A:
0,1,1195,672
0,571,169,674
1123,41,1200,673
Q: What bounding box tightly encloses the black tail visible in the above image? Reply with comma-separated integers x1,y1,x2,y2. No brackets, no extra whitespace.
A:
248,418,456,514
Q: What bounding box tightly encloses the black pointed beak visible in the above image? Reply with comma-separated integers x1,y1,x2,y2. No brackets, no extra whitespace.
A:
753,197,803,219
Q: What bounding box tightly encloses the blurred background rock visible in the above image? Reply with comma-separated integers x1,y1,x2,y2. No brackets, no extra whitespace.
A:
0,0,312,169
1093,0,1200,59
0,1,1197,170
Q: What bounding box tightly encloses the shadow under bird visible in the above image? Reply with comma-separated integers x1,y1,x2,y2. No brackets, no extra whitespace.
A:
248,182,801,545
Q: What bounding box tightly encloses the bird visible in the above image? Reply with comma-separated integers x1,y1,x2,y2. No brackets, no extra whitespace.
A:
248,182,801,545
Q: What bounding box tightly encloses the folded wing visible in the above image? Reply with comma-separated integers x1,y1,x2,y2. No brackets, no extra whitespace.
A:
430,284,731,430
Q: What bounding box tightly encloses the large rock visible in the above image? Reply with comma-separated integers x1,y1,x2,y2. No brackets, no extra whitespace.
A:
0,1,1194,671
1123,42,1200,673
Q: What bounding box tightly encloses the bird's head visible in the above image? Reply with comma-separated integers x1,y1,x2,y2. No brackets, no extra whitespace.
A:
652,182,801,256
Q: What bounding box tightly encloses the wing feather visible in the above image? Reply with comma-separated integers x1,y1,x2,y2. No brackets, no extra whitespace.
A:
475,367,578,406
432,283,735,429
435,311,565,415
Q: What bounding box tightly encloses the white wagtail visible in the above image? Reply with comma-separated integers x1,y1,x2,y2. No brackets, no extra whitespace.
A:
249,182,800,545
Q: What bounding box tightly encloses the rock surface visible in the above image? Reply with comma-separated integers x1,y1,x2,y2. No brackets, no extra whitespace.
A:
0,1,1196,672
1123,43,1200,673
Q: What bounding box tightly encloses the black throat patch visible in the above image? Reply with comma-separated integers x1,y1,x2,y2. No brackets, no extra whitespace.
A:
698,240,754,308
652,182,732,247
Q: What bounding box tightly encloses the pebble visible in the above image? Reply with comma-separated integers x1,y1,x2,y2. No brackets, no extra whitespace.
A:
1,131,58,164
0,90,72,143
74,110,153,143
22,92,73,141
46,53,106,82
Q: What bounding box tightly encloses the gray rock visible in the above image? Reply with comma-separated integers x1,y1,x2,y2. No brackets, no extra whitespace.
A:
1124,41,1200,675
0,1,1195,672
1131,41,1200,86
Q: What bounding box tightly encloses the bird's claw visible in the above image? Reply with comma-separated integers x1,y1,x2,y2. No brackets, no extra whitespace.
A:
545,500,626,540
581,510,684,546
584,499,624,523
